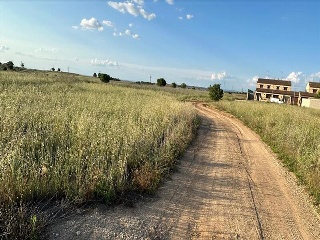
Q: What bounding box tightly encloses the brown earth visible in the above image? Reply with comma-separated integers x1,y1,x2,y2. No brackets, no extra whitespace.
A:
48,103,320,239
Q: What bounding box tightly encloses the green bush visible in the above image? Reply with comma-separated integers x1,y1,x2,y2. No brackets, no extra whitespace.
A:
99,73,111,83
157,78,166,87
208,84,224,101
180,83,187,89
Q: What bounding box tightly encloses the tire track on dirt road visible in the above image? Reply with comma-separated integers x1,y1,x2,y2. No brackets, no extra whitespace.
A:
48,103,320,239
195,103,320,239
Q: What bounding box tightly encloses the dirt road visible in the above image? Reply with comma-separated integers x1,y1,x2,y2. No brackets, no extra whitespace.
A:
49,103,320,239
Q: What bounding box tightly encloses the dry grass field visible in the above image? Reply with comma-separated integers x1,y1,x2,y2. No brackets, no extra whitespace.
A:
0,71,198,238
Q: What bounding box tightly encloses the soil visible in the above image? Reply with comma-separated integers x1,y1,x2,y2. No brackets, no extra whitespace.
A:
47,103,320,239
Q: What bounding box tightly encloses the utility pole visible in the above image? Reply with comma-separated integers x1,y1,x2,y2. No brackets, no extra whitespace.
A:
150,75,152,83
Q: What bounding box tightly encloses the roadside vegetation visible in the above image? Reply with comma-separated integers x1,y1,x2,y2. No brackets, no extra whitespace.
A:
213,101,320,205
0,71,198,239
208,84,224,101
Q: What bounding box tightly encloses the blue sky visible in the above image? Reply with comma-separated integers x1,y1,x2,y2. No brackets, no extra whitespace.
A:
0,0,319,91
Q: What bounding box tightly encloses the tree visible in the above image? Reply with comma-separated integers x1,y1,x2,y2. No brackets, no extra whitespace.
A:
99,73,111,83
57,68,61,72
157,78,166,87
51,67,55,71
93,73,97,77
315,89,320,99
6,61,14,70
180,83,187,89
20,62,25,68
208,84,224,101
172,82,177,88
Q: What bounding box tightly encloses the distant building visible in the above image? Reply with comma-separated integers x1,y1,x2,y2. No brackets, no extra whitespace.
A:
253,78,317,106
256,78,292,91
254,78,295,104
306,82,320,94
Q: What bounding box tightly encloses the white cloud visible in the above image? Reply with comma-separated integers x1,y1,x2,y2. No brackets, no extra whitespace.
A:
139,8,156,20
35,48,57,53
72,26,79,29
133,0,144,4
108,1,156,20
308,72,320,82
178,16,183,20
286,71,303,83
132,34,140,39
80,18,103,31
186,14,194,20
247,75,259,87
108,1,139,16
114,29,140,39
211,71,228,80
129,23,134,27
0,45,9,51
102,20,115,28
90,58,119,67
75,57,79,61
166,0,174,4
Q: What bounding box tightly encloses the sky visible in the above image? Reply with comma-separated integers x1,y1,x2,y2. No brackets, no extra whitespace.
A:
0,0,319,91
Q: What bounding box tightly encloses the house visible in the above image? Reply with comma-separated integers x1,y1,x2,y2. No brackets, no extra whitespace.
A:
254,78,320,106
256,78,291,91
254,78,295,104
306,82,320,94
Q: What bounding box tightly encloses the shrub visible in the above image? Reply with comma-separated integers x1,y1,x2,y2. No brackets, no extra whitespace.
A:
208,84,224,101
180,83,187,89
172,82,177,88
6,61,14,70
99,73,111,83
157,78,166,87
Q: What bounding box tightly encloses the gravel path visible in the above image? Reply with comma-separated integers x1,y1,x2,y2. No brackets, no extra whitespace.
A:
47,103,320,239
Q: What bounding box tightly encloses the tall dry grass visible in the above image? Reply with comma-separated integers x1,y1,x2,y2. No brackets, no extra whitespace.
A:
214,101,320,204
0,71,198,238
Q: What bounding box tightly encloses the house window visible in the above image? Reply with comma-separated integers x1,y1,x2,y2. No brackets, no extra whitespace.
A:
313,89,318,93
276,86,280,90
266,94,272,98
284,87,288,91
267,85,271,89
260,84,263,88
